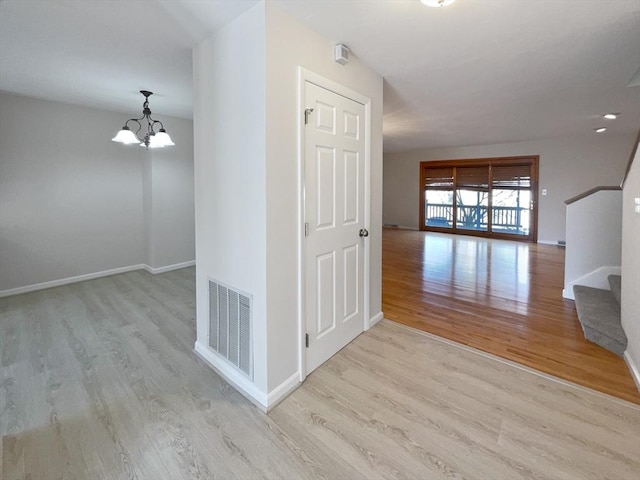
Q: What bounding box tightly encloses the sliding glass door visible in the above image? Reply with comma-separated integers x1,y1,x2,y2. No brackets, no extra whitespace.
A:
490,164,533,236
420,157,538,242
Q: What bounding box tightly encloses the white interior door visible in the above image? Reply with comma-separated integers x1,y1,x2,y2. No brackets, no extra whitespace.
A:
304,81,366,374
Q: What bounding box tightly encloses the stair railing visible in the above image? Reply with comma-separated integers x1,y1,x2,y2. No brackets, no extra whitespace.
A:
621,128,640,189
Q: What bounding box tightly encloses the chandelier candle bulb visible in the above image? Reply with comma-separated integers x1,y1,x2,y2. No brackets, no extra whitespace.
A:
112,90,175,150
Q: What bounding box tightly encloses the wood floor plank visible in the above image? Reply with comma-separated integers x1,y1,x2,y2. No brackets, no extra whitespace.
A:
2,267,639,479
382,228,640,403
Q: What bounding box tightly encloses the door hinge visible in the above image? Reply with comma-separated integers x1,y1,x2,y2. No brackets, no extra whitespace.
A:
305,222,309,237
305,333,309,348
304,108,314,125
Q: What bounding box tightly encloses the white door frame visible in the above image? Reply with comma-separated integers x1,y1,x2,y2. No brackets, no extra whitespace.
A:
297,67,372,381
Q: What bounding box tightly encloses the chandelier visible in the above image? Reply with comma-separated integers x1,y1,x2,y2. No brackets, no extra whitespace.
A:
111,90,175,149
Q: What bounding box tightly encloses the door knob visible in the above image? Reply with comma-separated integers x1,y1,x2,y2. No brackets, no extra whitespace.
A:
359,228,369,238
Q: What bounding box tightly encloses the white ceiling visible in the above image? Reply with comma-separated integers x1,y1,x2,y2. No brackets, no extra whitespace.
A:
1,0,639,153
0,0,259,118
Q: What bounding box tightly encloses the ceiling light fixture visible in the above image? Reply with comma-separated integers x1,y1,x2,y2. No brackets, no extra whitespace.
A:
603,113,619,120
112,90,175,149
421,0,455,7
594,127,607,133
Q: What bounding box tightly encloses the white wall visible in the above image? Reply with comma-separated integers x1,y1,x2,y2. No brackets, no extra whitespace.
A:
621,146,640,388
193,2,269,394
264,2,384,390
0,92,143,291
193,1,383,408
0,92,195,294
383,135,635,243
563,190,622,299
145,118,195,270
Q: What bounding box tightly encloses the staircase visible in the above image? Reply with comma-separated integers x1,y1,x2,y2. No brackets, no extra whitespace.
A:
563,187,622,299
573,275,627,356
565,129,639,383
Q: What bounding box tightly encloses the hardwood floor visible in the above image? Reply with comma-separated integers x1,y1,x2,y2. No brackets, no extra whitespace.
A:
382,227,640,404
2,267,639,479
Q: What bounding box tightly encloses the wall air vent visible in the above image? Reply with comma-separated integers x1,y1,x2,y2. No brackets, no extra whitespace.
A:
208,279,253,380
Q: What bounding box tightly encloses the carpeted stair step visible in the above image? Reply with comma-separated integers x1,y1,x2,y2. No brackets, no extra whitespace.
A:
573,284,627,356
608,274,621,305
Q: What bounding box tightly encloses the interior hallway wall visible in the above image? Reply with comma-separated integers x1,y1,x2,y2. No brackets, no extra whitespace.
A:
264,1,384,391
193,0,383,408
193,1,269,394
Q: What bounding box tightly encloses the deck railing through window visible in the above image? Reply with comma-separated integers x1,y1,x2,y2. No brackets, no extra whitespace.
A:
425,203,530,233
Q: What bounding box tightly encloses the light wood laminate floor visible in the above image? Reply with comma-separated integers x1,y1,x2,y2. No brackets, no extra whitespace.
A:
2,267,639,479
382,228,640,404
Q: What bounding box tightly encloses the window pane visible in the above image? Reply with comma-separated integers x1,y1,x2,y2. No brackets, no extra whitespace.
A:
492,189,530,235
456,190,488,231
425,190,453,228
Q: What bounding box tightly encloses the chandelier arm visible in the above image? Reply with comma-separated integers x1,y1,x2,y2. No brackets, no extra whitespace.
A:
151,119,164,131
124,118,144,141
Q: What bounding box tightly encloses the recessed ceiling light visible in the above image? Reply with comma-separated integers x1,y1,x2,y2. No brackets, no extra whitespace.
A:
421,0,456,7
594,127,607,133
603,113,619,120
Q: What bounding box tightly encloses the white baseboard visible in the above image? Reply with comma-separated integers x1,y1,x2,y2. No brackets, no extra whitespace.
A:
266,372,301,412
369,311,384,328
194,341,269,412
0,264,146,298
0,260,196,298
194,341,300,413
144,260,195,275
562,265,622,300
624,351,640,393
